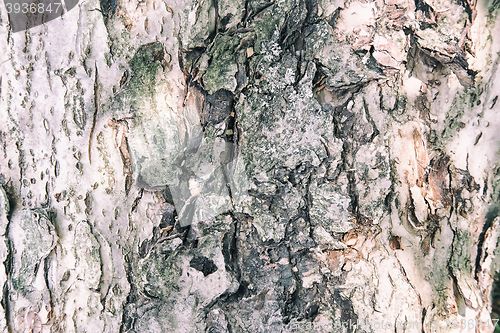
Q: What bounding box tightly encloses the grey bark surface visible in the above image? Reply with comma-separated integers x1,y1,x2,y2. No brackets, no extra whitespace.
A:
0,0,499,332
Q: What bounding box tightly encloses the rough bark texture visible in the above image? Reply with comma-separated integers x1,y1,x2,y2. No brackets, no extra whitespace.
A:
0,0,499,332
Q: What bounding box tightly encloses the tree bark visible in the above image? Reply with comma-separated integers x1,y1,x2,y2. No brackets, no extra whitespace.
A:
0,0,499,332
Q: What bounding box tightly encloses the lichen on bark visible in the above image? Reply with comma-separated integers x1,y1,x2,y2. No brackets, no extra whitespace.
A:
0,0,499,332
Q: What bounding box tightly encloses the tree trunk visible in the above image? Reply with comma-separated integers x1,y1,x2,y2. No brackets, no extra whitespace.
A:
0,0,499,332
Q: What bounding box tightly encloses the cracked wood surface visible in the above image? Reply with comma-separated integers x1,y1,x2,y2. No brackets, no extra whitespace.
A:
0,0,499,332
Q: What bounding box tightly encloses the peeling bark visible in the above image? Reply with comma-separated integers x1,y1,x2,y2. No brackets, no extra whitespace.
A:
0,0,499,332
